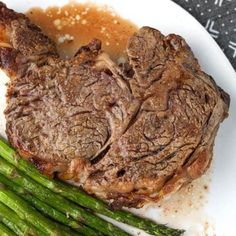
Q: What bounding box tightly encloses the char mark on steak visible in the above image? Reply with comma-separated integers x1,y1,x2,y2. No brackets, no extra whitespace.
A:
0,2,230,207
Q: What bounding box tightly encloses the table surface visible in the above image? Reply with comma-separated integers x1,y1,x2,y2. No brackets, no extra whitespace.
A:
172,0,236,71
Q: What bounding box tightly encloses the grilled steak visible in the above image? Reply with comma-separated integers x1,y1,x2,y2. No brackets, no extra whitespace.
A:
0,2,230,207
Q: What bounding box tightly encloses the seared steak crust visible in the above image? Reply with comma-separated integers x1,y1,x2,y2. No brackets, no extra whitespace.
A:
0,2,230,207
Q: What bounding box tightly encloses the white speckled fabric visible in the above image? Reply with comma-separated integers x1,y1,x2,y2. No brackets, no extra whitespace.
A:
172,0,236,71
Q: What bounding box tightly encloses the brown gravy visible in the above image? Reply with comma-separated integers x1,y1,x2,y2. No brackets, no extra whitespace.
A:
26,3,138,61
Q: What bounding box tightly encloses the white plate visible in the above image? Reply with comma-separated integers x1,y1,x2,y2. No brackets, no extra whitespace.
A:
0,0,236,235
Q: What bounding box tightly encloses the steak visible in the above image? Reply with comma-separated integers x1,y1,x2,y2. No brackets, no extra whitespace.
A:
0,2,230,207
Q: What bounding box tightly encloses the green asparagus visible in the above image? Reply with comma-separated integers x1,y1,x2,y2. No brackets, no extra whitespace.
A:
0,221,17,236
0,201,37,236
0,173,100,236
0,137,184,236
0,185,74,236
0,157,130,236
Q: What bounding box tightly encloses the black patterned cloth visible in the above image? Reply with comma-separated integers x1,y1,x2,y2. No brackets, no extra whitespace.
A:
172,0,236,71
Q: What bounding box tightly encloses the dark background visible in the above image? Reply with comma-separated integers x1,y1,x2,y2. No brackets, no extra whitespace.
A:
172,0,236,71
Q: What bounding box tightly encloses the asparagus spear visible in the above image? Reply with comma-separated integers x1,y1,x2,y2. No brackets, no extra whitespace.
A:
0,173,100,236
0,137,184,236
0,221,17,236
0,185,73,236
0,157,130,236
0,201,37,236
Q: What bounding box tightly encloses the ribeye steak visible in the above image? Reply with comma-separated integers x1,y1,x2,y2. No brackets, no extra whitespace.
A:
0,2,230,207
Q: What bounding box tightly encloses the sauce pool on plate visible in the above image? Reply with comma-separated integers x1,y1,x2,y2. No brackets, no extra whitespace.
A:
26,3,138,61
